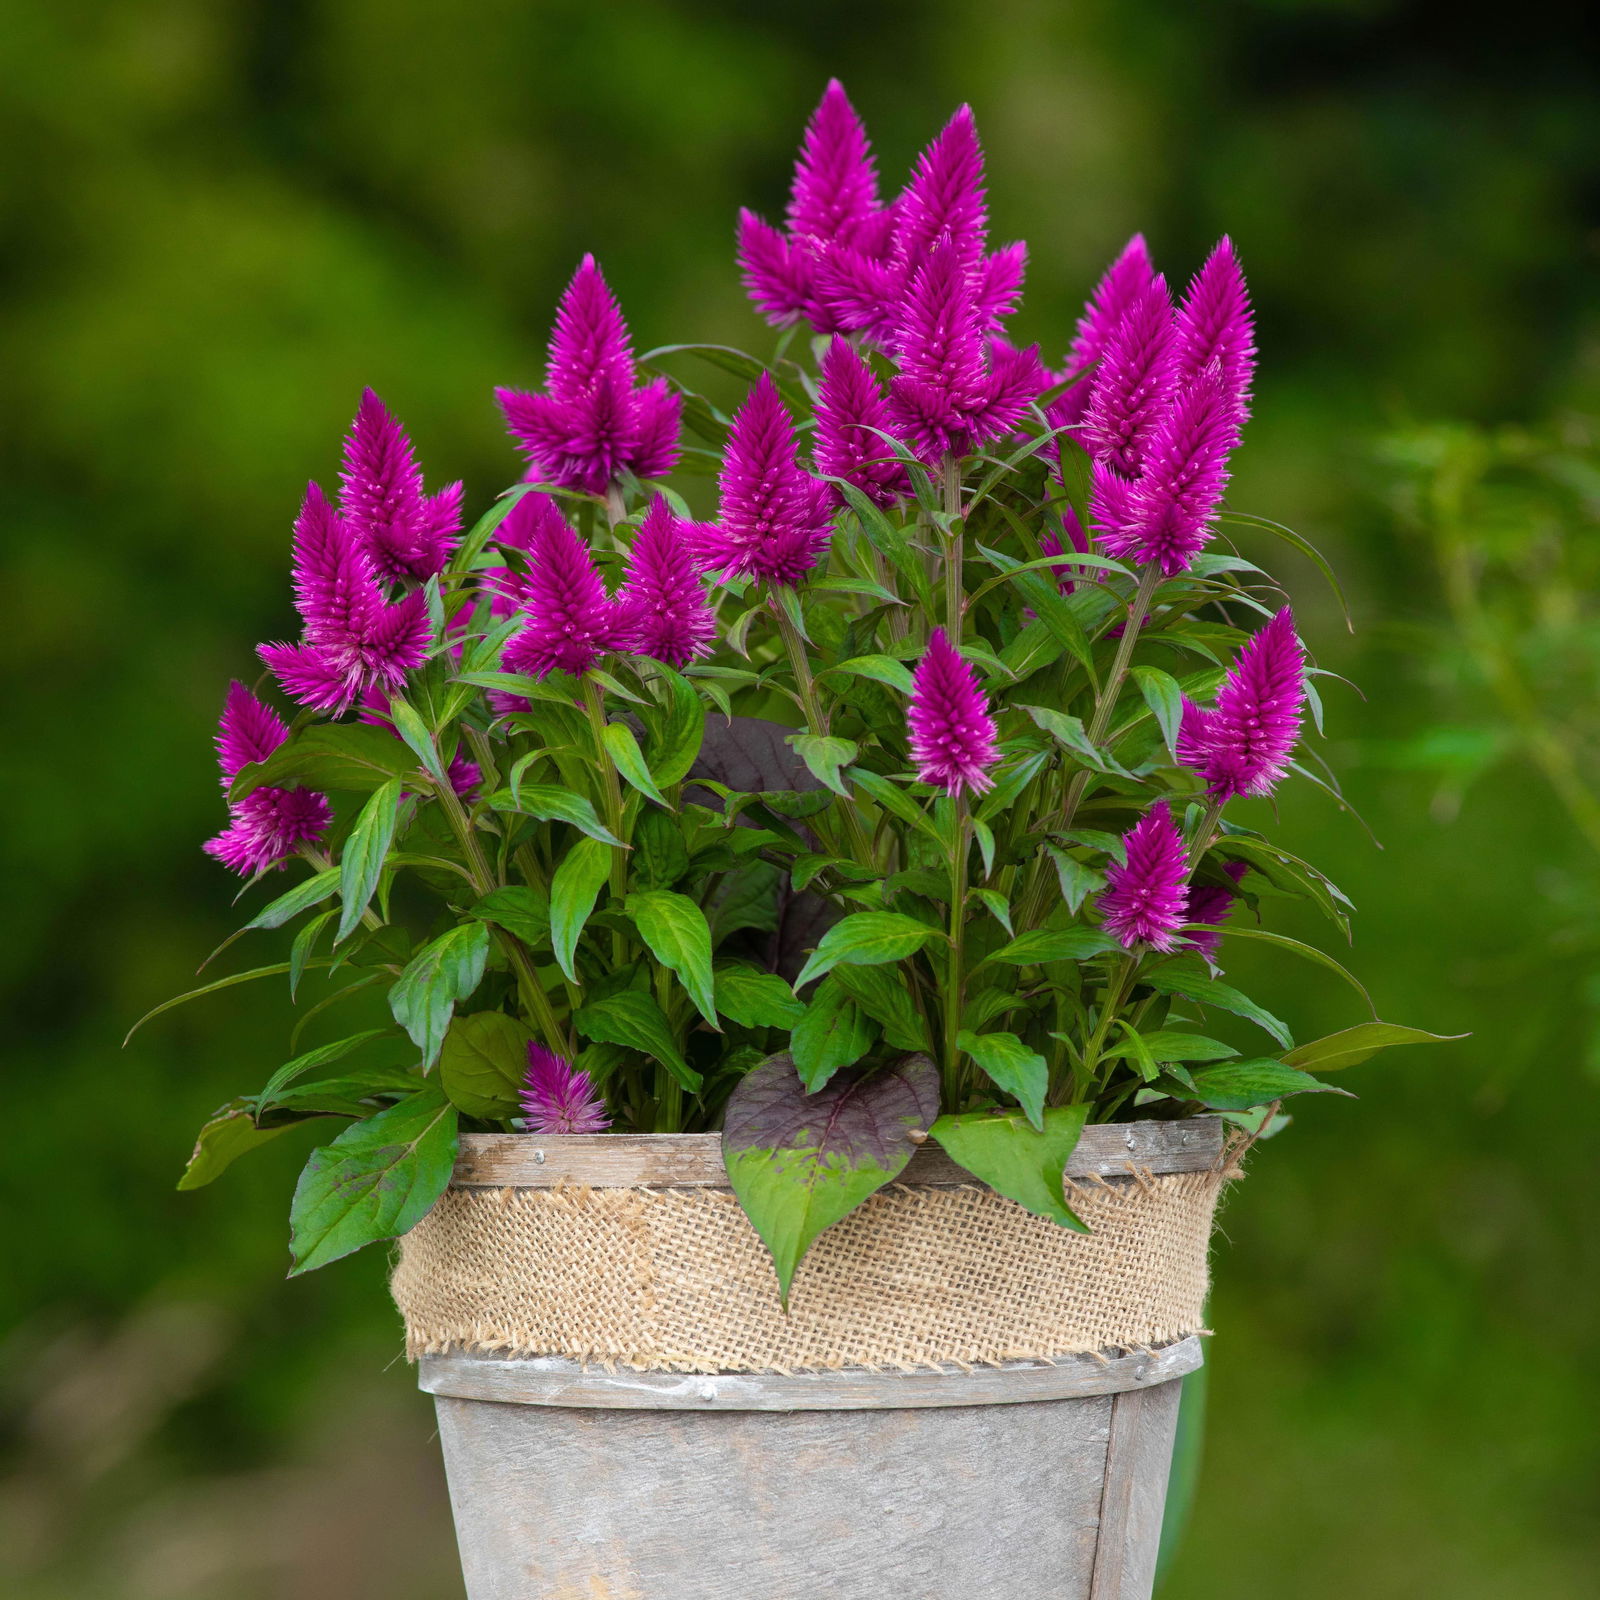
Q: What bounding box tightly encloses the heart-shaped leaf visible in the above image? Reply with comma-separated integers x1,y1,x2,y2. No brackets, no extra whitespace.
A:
931,1106,1091,1229
440,1011,534,1118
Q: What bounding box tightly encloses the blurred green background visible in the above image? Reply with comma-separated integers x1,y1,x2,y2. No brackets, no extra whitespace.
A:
4,1,1599,1595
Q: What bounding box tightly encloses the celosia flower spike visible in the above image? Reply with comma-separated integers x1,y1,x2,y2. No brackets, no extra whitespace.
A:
1175,236,1255,419
339,389,462,583
812,337,910,507
500,507,621,680
1091,364,1240,575
1078,273,1177,476
1184,861,1250,962
520,1044,611,1134
496,255,681,495
907,628,1001,796
616,495,718,668
202,682,331,876
257,483,431,714
480,492,573,618
1047,234,1156,430
1099,802,1190,952
1183,607,1306,800
689,374,835,587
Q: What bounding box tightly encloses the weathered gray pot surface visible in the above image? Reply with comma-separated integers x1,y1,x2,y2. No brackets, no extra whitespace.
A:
422,1339,1200,1600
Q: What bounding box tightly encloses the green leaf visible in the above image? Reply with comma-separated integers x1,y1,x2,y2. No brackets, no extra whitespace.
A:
387,696,451,788
244,868,340,931
439,1011,534,1118
1130,665,1185,759
1195,925,1376,1014
714,964,806,1029
1019,705,1128,775
1044,847,1105,915
971,887,1014,936
486,784,624,846
470,886,550,951
125,961,313,1044
626,890,719,1027
231,724,418,799
603,720,668,806
337,778,404,944
289,909,335,999
1220,511,1352,629
1142,962,1294,1049
722,1052,941,1304
574,990,700,1090
791,978,880,1092
793,911,938,989
631,807,690,891
1281,1022,1466,1073
643,665,707,787
985,927,1121,966
549,836,613,983
930,1106,1090,1230
388,922,491,1069
254,1030,395,1111
975,542,1094,675
1180,1059,1348,1111
827,655,916,695
789,734,857,798
177,1100,292,1190
956,1031,1049,1129
1105,1031,1240,1064
848,769,941,840
831,963,928,1051
287,1086,459,1275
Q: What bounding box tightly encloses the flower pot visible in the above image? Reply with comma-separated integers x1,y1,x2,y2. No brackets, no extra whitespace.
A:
393,1117,1232,1599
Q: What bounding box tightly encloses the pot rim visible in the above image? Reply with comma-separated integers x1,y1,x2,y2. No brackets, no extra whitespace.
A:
449,1115,1226,1190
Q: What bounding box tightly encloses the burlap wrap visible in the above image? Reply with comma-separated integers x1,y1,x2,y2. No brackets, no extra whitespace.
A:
393,1163,1230,1374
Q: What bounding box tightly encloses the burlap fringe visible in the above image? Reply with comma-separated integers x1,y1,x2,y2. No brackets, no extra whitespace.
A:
392,1168,1230,1376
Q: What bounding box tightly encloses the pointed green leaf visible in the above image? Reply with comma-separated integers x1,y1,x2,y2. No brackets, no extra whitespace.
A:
985,927,1121,967
177,1100,292,1190
1044,847,1105,915
575,989,700,1090
791,977,880,1091
1281,1022,1466,1073
471,886,551,951
387,922,491,1068
1130,665,1185,760
789,734,858,798
1142,962,1294,1049
626,890,719,1027
1180,1059,1348,1111
244,867,341,932
643,664,707,786
793,911,938,989
930,1106,1091,1229
827,655,916,695
231,724,419,799
831,963,929,1052
485,785,625,846
714,964,806,1030
549,836,613,983
255,1029,396,1111
603,720,668,805
1104,1031,1240,1064
337,778,404,943
439,1011,535,1118
956,1030,1049,1129
388,697,451,788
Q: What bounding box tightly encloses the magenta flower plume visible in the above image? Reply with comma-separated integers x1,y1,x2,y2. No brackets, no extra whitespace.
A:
202,683,331,876
258,483,431,714
1091,365,1240,575
689,374,834,587
496,255,681,495
616,495,717,667
500,505,621,680
338,389,462,582
1183,607,1306,799
813,337,910,506
1038,507,1095,597
886,242,1046,463
738,80,885,332
1175,237,1255,419
1048,234,1156,430
1078,273,1177,476
480,491,572,618
907,628,1001,796
520,1044,611,1134
1183,861,1249,961
1099,802,1190,952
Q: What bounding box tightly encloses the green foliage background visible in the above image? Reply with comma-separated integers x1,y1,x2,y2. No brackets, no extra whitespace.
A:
4,2,1598,1593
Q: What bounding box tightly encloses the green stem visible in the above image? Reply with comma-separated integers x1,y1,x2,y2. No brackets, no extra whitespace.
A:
301,847,385,934
942,453,964,638
581,678,629,964
1083,955,1136,1098
943,795,972,1106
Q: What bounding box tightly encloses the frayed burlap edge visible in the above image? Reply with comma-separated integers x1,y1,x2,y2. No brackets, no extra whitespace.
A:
392,1163,1237,1376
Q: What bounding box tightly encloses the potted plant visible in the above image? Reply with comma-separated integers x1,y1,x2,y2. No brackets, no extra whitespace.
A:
141,82,1453,1600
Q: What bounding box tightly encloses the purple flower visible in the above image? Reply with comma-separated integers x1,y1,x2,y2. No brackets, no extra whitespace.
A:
616,494,717,667
886,241,1046,463
1090,365,1240,575
738,80,886,332
339,389,462,583
496,255,681,496
907,627,1001,796
1099,802,1190,953
520,1044,611,1134
813,336,910,506
1047,233,1156,430
500,504,622,680
258,483,431,714
688,374,835,588
1175,237,1255,419
1038,506,1095,596
202,682,331,876
1182,607,1306,799
1078,272,1177,476
480,492,572,619
1183,861,1249,961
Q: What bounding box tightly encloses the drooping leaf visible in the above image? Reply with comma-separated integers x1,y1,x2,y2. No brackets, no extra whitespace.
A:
549,836,613,983
1178,1059,1348,1111
791,978,880,1091
287,1085,459,1275
1142,961,1294,1049
244,868,340,932
470,886,550,951
337,778,404,943
1019,706,1128,775
827,654,916,695
439,1011,534,1118
714,964,806,1029
1104,1031,1240,1064
1044,847,1105,915
789,734,857,798
1282,1022,1466,1073
486,784,624,846
722,1052,940,1304
930,1105,1091,1229
792,911,938,989
574,989,700,1090
387,922,491,1069
177,1100,293,1190
956,1030,1049,1129
632,807,690,890
1130,665,1185,759
254,1029,396,1112
643,664,707,787
626,890,719,1027
125,961,315,1044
